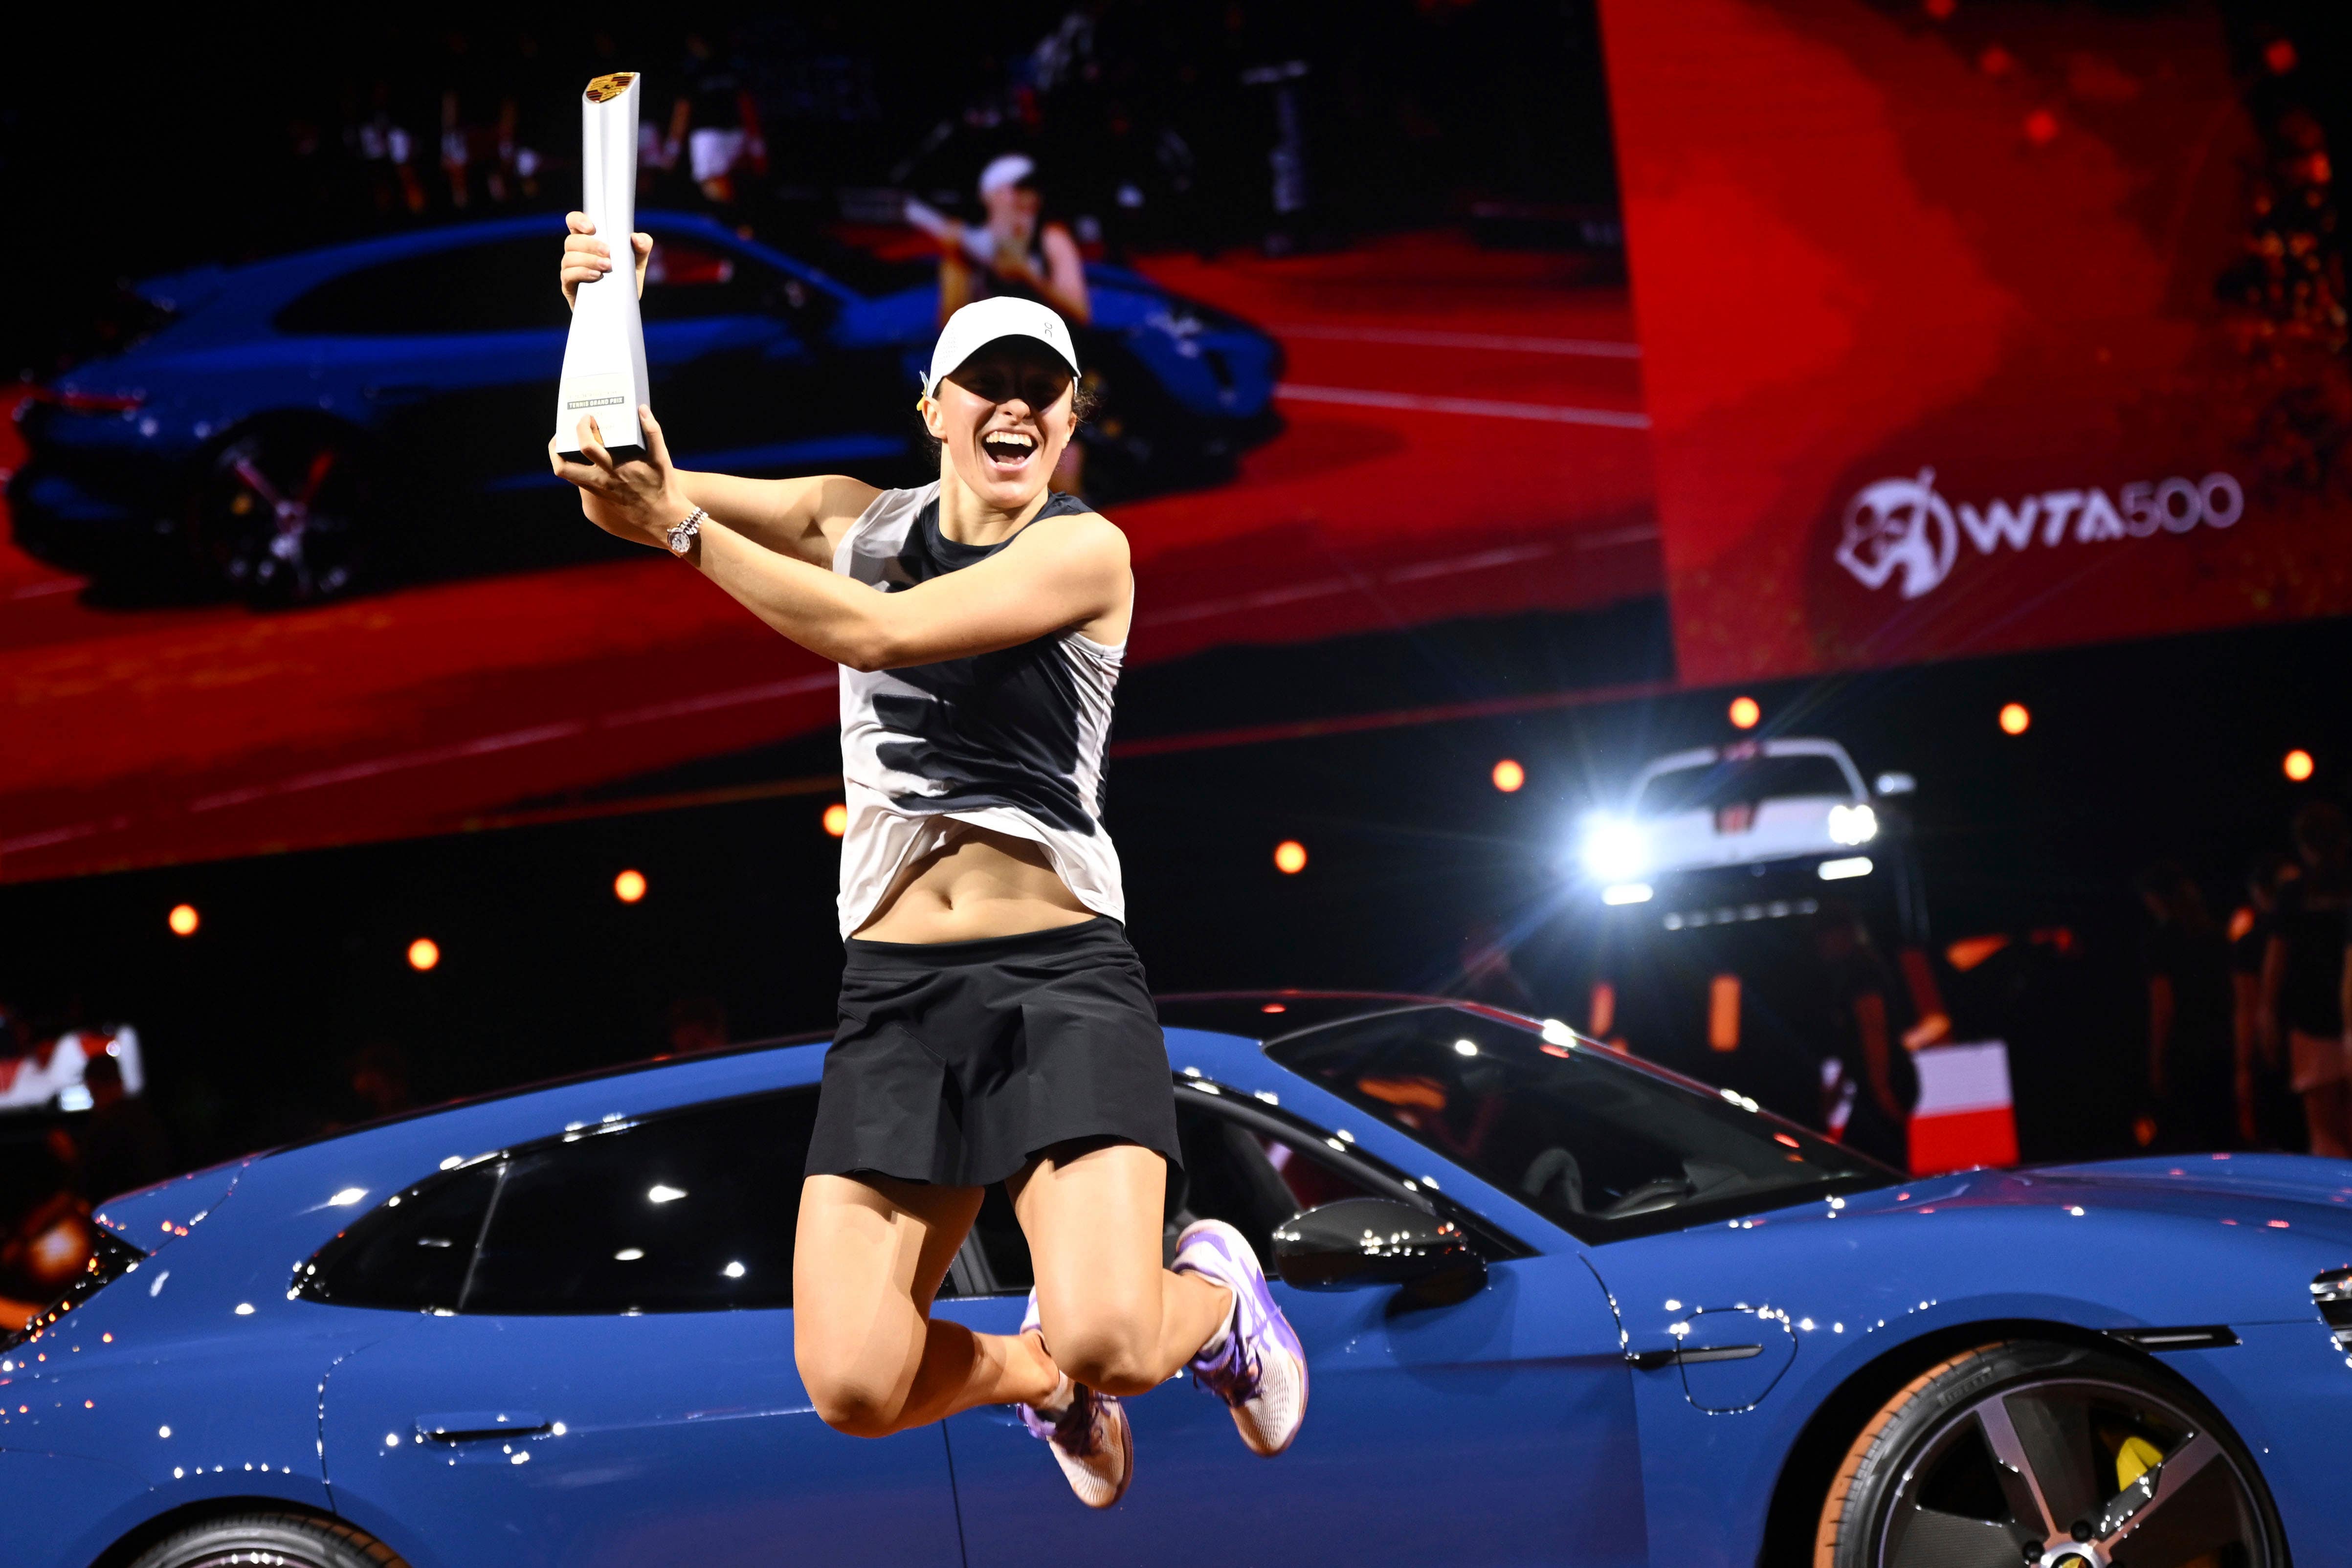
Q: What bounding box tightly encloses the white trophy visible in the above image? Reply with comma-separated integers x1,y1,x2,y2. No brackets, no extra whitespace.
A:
554,71,652,463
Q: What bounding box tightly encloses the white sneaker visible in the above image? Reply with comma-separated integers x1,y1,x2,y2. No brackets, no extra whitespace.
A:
1172,1219,1309,1457
1015,1290,1134,1508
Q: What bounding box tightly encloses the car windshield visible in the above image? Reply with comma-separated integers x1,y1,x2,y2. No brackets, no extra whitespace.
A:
1636,753,1854,816
1266,1006,1894,1240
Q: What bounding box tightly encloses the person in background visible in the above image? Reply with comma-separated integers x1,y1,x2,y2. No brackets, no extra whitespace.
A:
2136,861,2236,1152
1814,904,1918,1171
2264,802,2352,1156
934,154,1095,330
74,1053,173,1204
2232,851,2301,1148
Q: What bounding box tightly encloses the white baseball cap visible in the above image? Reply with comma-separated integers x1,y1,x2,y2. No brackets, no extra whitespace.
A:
977,153,1036,199
923,297,1082,399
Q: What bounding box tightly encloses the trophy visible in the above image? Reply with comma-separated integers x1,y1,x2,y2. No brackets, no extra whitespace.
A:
554,72,651,463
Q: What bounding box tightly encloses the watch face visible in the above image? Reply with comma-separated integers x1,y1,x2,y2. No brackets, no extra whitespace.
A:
669,527,691,554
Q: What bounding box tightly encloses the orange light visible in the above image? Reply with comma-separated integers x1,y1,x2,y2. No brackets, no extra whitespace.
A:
167,904,200,937
821,802,848,837
1998,702,2031,735
1491,758,1526,793
613,869,647,904
1728,695,1761,730
2285,749,2315,782
1272,839,1308,875
1708,973,1742,1052
407,938,440,972
1261,1003,1287,1015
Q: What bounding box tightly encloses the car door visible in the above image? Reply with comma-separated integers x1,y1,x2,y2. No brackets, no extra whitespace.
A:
932,1089,1648,1567
315,1087,963,1568
637,233,910,479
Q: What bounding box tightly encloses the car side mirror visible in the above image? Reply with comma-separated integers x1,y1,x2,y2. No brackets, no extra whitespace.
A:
1873,771,1915,796
1272,1197,1486,1306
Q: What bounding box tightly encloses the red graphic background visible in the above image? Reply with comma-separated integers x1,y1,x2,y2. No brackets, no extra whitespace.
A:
1598,0,2352,685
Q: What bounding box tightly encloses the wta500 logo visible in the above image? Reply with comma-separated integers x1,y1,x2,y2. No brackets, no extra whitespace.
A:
1835,468,2244,599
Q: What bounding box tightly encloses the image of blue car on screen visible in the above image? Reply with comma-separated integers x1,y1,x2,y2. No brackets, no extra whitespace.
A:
9,212,1280,605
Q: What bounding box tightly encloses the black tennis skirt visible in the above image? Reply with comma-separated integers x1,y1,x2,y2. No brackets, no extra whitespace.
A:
806,916,1181,1188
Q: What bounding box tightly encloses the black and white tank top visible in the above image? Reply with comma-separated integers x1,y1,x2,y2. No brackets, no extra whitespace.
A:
832,482,1125,937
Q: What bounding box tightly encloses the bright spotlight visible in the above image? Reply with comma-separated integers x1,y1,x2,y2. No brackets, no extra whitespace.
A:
1826,803,1878,846
1602,883,1654,905
1998,702,2030,736
1581,817,1647,882
821,802,848,837
1491,759,1526,793
613,869,647,903
1273,840,1308,875
1728,696,1761,730
1818,857,1874,882
2285,749,2315,782
167,904,200,937
407,938,441,972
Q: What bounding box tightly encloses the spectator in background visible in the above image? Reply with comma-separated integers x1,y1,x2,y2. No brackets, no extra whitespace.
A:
2136,861,2236,1152
2265,802,2352,1155
1814,903,1918,1171
663,996,730,1057
2232,851,2302,1148
73,1053,173,1203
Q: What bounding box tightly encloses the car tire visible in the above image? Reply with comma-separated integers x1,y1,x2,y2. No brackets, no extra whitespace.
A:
125,1511,409,1568
1814,1338,2283,1568
191,420,380,606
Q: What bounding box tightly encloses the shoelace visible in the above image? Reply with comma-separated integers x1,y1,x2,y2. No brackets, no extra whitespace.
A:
1021,1385,1105,1459
1191,1314,1265,1407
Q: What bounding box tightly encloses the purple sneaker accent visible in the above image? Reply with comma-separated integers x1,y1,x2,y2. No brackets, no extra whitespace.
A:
1173,1219,1309,1456
1015,1289,1134,1508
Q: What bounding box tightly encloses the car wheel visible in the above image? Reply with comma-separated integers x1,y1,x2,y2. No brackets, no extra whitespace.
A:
1815,1339,2283,1568
193,423,377,605
126,1511,408,1568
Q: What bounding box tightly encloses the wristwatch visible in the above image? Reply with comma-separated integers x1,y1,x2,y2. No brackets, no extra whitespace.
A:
666,506,707,559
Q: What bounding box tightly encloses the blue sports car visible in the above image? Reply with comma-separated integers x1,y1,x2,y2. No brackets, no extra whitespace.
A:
9,213,1280,604
4,993,2345,1568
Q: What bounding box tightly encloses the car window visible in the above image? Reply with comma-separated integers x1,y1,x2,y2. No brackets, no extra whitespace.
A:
297,1087,818,1315
294,1159,499,1311
961,1096,1389,1293
1636,754,1855,816
275,236,569,336
1267,1007,1893,1241
640,239,819,323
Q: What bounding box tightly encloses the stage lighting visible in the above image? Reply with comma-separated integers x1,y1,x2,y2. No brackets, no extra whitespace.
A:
2285,749,2315,782
1580,816,1647,882
614,869,647,903
1818,856,1874,881
408,938,441,972
1827,803,1878,845
1601,883,1653,905
822,803,848,837
167,904,200,937
1728,695,1761,729
1998,702,2030,735
1273,840,1308,875
1491,758,1526,793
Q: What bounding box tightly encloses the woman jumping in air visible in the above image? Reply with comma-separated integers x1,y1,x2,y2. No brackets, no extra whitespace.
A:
550,215,1305,1507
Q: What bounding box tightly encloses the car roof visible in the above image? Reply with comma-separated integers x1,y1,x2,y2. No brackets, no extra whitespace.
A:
1626,736,1866,799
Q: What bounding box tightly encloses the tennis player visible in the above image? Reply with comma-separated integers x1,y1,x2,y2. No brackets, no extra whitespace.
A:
550,216,1306,1507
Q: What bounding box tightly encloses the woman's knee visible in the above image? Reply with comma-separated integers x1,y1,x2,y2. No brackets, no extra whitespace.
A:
799,1358,910,1438
1043,1314,1161,1397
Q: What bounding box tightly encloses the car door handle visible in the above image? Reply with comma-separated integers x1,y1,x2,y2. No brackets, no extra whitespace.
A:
415,1410,553,1442
1625,1344,1763,1369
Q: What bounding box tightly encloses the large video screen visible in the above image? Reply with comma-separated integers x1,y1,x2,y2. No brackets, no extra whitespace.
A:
0,9,1651,883
1599,0,2352,685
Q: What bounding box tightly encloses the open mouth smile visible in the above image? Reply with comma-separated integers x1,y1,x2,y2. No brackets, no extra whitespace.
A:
978,429,1040,471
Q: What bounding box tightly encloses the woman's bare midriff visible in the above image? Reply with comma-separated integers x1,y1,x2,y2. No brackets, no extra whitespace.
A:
853,824,1098,944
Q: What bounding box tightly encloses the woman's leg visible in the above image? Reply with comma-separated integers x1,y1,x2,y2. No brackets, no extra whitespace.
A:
2302,1078,2352,1159
1009,1141,1233,1398
793,1172,1061,1437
